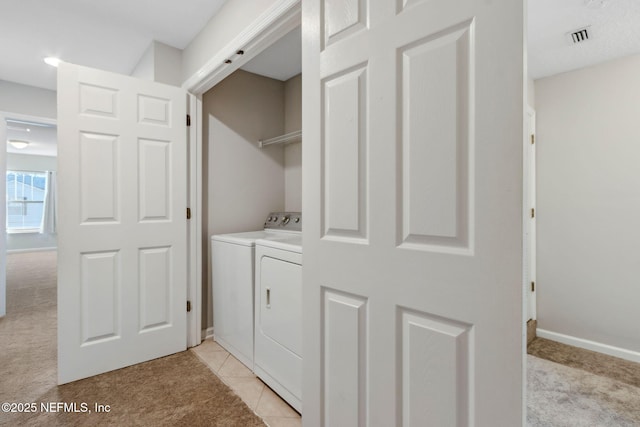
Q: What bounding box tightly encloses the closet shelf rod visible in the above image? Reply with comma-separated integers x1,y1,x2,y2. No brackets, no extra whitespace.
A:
258,130,302,148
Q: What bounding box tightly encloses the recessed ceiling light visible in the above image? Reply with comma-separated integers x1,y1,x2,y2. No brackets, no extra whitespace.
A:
44,57,61,67
8,140,29,149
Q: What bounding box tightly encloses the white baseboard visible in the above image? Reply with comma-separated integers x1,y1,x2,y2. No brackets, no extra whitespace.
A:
201,327,214,341
7,247,57,254
537,328,640,364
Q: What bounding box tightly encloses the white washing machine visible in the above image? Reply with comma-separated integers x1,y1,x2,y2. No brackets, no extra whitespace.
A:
211,212,301,371
254,233,303,413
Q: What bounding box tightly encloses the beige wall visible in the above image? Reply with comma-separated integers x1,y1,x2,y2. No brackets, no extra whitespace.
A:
0,81,56,119
536,54,640,353
7,153,56,172
154,43,182,86
130,43,155,81
202,69,286,329
130,41,182,87
284,73,302,212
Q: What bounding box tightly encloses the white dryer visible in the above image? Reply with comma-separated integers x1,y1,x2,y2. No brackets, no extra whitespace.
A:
211,212,301,371
254,232,303,413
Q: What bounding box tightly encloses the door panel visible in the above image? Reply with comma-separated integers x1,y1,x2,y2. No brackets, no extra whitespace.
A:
58,63,187,384
139,246,172,331
80,251,119,344
80,132,118,222
323,289,367,426
79,83,118,118
323,0,367,47
322,65,368,241
399,22,471,251
139,139,171,221
303,0,524,425
399,308,471,426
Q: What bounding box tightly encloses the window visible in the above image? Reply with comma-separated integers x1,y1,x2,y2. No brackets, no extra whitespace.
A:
6,170,47,231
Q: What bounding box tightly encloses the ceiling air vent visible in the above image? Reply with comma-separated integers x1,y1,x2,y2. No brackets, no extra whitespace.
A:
568,26,591,44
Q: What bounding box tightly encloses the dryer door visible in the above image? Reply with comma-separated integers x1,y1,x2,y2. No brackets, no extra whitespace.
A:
258,256,302,357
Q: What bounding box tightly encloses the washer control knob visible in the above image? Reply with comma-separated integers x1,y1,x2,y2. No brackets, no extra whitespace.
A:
282,216,290,225
294,218,300,223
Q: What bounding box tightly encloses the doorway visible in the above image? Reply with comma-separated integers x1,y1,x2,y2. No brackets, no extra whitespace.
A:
200,24,302,340
1,114,57,318
1,114,59,402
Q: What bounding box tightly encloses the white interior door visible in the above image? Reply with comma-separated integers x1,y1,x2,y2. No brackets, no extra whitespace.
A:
57,63,188,384
302,1,524,426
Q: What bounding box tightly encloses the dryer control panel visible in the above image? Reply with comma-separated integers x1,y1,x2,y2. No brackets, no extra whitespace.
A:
264,212,302,232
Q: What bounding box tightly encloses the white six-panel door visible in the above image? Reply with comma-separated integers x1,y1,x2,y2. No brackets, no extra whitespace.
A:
57,63,187,384
302,0,524,425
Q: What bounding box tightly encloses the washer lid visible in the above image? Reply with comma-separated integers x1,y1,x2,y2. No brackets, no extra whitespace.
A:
211,230,271,246
256,234,302,253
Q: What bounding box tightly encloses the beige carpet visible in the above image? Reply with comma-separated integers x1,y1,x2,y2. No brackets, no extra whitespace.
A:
529,337,640,388
0,251,265,427
528,338,640,426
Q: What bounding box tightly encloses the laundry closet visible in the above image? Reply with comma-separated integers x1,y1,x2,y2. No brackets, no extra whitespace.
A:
201,26,302,411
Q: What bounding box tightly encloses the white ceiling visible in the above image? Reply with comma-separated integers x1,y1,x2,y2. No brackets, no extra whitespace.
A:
0,1,637,91
0,0,228,90
528,0,640,79
6,119,57,157
241,26,302,81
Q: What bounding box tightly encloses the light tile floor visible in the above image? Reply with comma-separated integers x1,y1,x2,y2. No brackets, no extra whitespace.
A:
191,340,302,427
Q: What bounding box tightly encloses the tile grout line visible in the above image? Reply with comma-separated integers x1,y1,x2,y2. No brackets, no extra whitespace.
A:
192,342,301,423
190,346,271,426
189,346,229,373
218,352,231,372
255,382,267,411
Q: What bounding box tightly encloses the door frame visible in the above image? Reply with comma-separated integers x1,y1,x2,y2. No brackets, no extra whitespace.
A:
183,0,301,344
0,111,58,318
524,107,536,322
186,94,201,347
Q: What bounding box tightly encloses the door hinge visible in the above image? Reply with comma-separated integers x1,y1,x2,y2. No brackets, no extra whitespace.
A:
531,281,535,292
531,134,535,145
187,301,192,312
187,208,191,220
186,114,191,127
530,208,535,218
